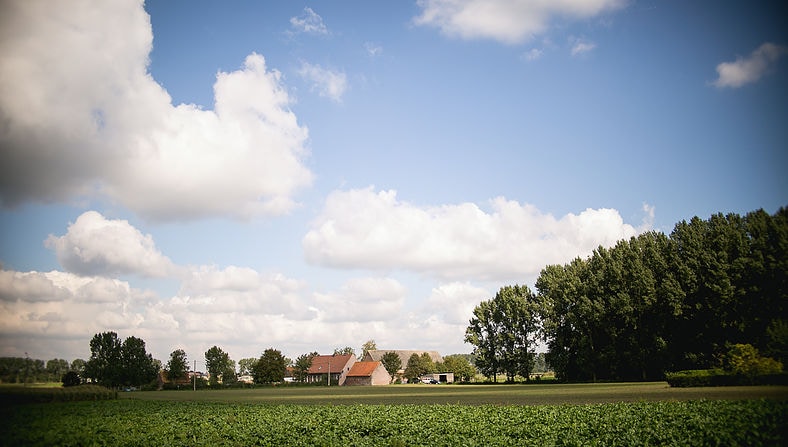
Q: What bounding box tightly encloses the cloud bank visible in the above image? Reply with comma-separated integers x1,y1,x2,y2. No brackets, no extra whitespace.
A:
303,187,648,281
0,0,312,220
414,0,625,44
713,42,786,88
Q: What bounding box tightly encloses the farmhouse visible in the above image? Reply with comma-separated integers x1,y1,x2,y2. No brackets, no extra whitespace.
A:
343,361,392,386
362,349,443,377
306,354,355,385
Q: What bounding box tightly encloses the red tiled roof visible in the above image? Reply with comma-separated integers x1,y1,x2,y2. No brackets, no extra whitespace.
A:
307,354,354,374
346,361,381,377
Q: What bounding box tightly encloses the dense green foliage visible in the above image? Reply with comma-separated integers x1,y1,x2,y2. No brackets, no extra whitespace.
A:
165,349,189,384
84,332,158,388
465,285,540,381
0,384,116,405
293,352,317,382
253,348,286,384
61,371,81,387
1,398,784,446
536,208,787,382
0,357,85,384
205,346,235,385
380,351,402,379
404,352,436,382
439,355,476,382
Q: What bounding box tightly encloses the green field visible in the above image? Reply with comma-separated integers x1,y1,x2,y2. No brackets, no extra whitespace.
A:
119,382,788,405
2,383,786,446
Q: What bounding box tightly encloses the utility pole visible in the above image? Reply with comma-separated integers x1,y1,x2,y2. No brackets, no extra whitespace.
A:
193,360,196,391
328,358,331,386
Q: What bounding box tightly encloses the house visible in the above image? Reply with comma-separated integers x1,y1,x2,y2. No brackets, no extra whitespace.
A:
306,354,356,385
344,361,391,386
362,350,443,375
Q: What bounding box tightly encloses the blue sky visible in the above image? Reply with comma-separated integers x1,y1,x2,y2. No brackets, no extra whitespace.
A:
1,0,786,366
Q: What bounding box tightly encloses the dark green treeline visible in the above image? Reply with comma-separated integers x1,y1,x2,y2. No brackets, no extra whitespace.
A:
536,207,787,382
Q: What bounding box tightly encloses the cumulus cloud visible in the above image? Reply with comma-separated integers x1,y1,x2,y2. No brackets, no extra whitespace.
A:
414,0,625,44
424,282,490,325
0,264,475,361
0,1,312,220
713,42,787,88
298,62,348,102
313,277,406,322
303,187,648,281
45,211,177,278
290,7,329,35
0,269,150,340
176,265,312,318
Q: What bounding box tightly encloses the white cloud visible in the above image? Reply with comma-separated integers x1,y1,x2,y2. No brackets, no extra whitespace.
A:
365,42,383,57
570,39,597,56
0,1,312,220
290,7,329,35
303,187,648,281
313,277,406,322
0,270,151,342
176,265,312,318
414,0,626,44
424,282,490,325
45,211,178,278
298,62,348,103
713,42,787,88
523,48,544,61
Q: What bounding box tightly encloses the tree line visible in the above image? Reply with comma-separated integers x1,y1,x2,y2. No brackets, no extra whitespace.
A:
466,207,787,382
0,357,85,384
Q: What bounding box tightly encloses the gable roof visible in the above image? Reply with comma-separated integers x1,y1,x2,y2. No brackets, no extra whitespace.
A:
307,354,355,374
364,350,443,367
346,361,383,377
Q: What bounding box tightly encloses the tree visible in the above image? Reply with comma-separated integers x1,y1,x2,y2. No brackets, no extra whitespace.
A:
333,346,355,356
293,352,317,382
120,336,158,387
253,348,287,384
238,358,258,376
46,359,70,382
403,353,435,382
222,359,238,384
70,359,86,375
204,346,232,386
380,351,402,381
441,355,476,382
465,285,540,382
165,349,188,384
62,370,81,387
360,340,377,360
84,332,122,387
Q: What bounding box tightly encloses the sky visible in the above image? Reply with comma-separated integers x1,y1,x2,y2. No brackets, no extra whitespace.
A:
1,0,786,368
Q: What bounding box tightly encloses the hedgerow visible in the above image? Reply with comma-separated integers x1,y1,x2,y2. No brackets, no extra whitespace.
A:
0,399,785,446
0,384,117,405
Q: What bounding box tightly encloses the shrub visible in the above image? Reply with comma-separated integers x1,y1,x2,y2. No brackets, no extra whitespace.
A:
725,344,783,377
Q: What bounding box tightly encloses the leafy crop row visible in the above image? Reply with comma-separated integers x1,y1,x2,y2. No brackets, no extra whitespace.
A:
1,399,785,446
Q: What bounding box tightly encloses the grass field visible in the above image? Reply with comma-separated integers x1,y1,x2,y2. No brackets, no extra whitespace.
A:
2,383,786,446
120,381,788,406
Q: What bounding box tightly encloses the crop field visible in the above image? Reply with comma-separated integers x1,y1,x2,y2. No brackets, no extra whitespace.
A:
119,382,788,406
1,383,786,446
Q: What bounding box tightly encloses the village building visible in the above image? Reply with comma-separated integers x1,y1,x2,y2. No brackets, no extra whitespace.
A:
306,354,355,385
343,361,391,386
362,350,443,378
